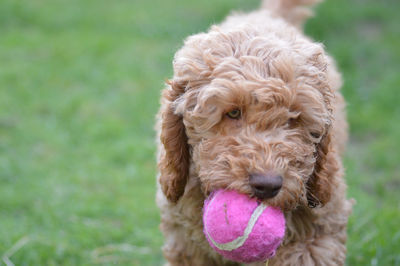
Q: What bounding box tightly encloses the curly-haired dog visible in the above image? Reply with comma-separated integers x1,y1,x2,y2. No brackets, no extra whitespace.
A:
156,0,353,265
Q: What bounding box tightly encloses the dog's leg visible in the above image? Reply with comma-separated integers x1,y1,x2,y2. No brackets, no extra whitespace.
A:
161,216,240,266
161,218,212,265
158,183,240,266
161,231,218,266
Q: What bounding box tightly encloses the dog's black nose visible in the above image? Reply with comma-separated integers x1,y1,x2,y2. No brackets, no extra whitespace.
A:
249,173,282,199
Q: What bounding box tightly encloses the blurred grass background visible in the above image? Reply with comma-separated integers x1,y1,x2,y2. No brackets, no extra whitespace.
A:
0,0,399,265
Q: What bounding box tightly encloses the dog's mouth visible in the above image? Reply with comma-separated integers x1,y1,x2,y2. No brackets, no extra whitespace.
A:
203,182,303,212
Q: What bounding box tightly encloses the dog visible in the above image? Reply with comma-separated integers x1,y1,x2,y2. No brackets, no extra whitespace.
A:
156,0,353,265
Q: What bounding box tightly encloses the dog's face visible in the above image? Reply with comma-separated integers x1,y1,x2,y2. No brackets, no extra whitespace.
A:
159,30,339,210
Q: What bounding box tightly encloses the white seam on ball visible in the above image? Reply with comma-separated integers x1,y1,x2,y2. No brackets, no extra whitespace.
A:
204,194,268,251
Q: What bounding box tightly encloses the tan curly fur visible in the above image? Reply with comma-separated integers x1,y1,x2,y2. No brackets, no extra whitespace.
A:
156,0,353,265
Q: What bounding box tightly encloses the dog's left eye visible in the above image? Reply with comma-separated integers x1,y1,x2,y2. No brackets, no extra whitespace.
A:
226,109,241,119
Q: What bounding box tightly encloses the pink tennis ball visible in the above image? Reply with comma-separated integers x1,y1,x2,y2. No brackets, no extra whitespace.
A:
203,189,285,263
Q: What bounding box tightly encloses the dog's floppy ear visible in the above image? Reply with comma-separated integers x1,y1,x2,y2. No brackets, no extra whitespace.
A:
306,129,339,208
158,80,190,203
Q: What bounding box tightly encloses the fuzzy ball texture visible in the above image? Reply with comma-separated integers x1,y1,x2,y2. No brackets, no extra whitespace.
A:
203,189,286,263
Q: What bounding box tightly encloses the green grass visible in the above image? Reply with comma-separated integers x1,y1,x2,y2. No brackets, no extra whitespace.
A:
0,0,399,265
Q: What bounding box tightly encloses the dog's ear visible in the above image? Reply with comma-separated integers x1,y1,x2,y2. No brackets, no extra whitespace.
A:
158,80,190,203
306,129,339,208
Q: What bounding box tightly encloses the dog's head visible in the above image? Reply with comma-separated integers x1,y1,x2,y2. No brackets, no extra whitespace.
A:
158,28,340,210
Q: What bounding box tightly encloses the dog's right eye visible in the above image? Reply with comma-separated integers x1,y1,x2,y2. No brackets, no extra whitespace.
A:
310,132,321,139
226,109,241,119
